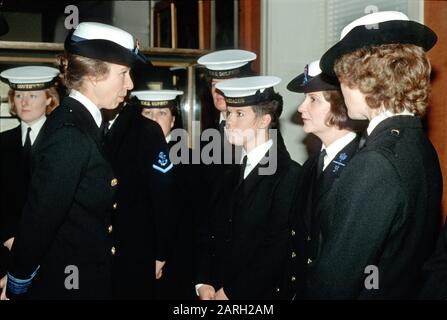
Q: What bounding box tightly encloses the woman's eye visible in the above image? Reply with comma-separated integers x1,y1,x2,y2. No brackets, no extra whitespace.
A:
237,111,244,117
160,111,166,116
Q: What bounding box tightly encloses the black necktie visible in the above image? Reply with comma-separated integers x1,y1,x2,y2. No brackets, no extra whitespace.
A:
316,149,326,179
99,119,109,138
239,155,248,183
23,127,32,162
358,130,368,150
218,120,226,135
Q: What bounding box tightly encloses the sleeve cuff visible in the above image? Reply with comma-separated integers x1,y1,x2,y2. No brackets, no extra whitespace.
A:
7,265,40,295
195,283,204,296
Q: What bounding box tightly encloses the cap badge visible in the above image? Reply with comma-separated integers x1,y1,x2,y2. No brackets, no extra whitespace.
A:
302,65,309,85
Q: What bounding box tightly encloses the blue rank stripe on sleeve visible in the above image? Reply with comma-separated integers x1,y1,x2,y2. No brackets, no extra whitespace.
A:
7,265,40,295
152,151,174,174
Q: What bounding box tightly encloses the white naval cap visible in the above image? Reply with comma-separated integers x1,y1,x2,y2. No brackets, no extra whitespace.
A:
0,66,60,90
198,49,256,79
131,90,183,108
215,76,281,107
65,22,149,67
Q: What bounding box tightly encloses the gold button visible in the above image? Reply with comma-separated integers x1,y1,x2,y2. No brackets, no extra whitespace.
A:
291,230,296,236
108,225,113,234
111,246,116,255
292,252,296,258
275,287,280,292
113,202,118,210
111,178,118,187
291,276,296,282
391,129,400,136
307,258,312,265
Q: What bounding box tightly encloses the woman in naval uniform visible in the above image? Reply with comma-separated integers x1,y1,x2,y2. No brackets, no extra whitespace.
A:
132,90,197,300
3,22,148,300
286,59,361,298
0,66,59,297
196,76,302,300
307,11,443,299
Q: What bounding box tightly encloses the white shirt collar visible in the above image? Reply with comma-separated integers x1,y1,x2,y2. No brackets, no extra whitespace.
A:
165,134,172,144
69,89,102,127
21,115,46,146
241,139,273,179
321,131,357,170
219,112,226,124
367,110,414,135
107,113,120,130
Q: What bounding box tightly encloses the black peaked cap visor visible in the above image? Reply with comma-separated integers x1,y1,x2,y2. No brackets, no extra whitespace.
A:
287,73,339,93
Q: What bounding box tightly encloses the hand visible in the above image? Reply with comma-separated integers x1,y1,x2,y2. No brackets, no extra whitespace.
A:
198,284,216,300
3,237,14,251
214,287,229,300
155,260,166,280
0,275,8,300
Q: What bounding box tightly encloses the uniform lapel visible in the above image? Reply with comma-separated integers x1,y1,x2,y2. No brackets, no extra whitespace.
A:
307,135,360,260
103,105,133,158
301,155,318,234
32,120,47,152
313,135,360,212
64,97,104,150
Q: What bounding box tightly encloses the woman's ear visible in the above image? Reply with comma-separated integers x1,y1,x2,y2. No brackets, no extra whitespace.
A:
171,116,175,129
261,114,272,129
86,75,97,86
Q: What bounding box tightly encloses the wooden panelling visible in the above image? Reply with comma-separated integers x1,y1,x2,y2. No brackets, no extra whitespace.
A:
239,0,260,74
425,0,447,223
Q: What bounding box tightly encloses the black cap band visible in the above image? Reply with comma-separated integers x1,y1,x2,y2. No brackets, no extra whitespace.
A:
207,67,242,79
139,100,177,108
224,87,275,107
6,79,56,91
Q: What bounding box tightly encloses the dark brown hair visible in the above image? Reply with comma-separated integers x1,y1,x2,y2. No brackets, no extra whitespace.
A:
322,90,353,130
59,53,110,91
253,92,283,129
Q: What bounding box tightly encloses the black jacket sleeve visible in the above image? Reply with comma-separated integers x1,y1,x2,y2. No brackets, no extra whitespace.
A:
8,125,90,284
140,118,176,261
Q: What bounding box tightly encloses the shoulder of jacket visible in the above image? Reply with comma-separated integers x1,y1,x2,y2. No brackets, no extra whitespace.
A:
46,103,80,130
0,125,20,139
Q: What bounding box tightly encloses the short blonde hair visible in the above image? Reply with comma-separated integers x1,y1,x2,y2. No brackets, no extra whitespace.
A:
334,44,431,116
8,87,60,116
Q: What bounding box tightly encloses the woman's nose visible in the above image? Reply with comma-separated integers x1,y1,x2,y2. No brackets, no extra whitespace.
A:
226,115,234,128
125,73,134,90
21,96,29,106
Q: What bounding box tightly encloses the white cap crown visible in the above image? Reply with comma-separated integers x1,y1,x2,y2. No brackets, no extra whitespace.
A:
340,11,409,40
198,49,256,71
131,90,184,101
73,22,135,49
